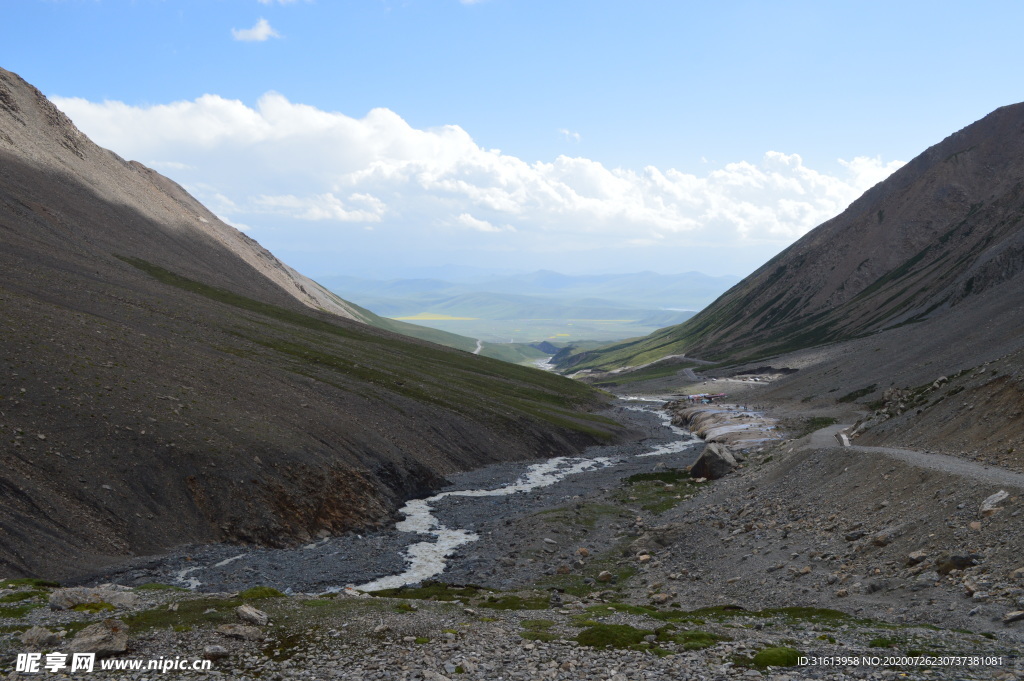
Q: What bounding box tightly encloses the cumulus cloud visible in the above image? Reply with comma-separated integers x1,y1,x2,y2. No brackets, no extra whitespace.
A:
232,18,280,42
50,92,904,271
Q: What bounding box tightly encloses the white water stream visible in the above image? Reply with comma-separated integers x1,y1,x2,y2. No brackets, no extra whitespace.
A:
355,400,699,592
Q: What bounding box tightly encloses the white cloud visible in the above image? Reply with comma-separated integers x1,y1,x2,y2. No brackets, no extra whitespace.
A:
50,92,904,270
559,128,581,143
232,18,280,42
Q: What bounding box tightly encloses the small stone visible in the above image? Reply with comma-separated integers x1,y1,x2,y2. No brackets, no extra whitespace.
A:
907,550,928,566
650,593,671,604
969,521,983,531
836,589,849,598
236,604,269,626
543,538,557,545
577,547,590,557
1002,611,1024,624
597,571,614,583
203,645,230,660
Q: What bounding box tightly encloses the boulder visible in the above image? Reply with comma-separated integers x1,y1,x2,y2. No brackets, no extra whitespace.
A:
68,619,128,657
936,554,979,575
236,604,269,626
203,645,230,660
20,626,61,649
688,443,737,480
980,490,1009,517
49,586,138,611
1003,611,1024,625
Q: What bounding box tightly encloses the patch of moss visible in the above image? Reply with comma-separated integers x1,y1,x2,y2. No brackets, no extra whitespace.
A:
0,578,59,589
0,590,45,603
123,597,243,631
576,623,653,649
520,619,559,642
370,581,482,601
414,637,431,644
623,469,691,484
238,586,286,600
72,602,115,613
480,594,548,610
751,646,802,669
0,604,41,618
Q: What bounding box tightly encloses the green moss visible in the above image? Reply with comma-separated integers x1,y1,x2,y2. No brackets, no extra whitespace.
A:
576,623,653,649
238,586,286,600
869,637,898,648
623,469,691,484
0,604,39,617
750,646,803,668
123,597,243,631
479,594,548,610
0,578,59,589
0,590,45,603
72,602,115,613
794,416,837,438
369,581,482,601
520,619,559,642
414,637,431,644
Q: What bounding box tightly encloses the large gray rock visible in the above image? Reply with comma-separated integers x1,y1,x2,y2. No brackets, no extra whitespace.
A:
49,586,138,611
20,626,61,649
236,604,269,626
68,619,128,657
688,443,738,480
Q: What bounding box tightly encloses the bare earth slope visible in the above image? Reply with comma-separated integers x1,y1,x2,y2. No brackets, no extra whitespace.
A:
0,67,625,580
562,102,1024,371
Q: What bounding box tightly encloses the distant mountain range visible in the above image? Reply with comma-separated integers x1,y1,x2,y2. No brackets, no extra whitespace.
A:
318,271,739,343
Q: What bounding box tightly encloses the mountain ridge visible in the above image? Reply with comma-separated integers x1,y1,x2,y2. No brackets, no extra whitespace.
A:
558,102,1024,371
0,67,624,579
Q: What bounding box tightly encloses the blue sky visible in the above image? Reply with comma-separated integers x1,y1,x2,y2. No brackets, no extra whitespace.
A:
4,1,1024,278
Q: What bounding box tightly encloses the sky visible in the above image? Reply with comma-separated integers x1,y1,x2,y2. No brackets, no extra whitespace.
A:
4,1,1024,279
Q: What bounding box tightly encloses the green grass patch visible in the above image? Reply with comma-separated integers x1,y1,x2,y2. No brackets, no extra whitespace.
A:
0,590,46,603
794,416,837,438
238,586,286,600
479,594,548,610
0,604,40,618
614,470,701,514
123,597,243,631
576,623,653,649
0,578,59,589
751,646,803,669
72,602,115,613
520,619,559,642
369,581,482,601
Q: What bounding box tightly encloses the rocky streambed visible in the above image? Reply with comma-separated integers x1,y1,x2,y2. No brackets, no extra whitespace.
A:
3,398,1023,680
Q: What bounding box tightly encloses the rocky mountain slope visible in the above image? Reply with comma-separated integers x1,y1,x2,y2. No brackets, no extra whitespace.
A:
558,102,1024,372
0,67,625,580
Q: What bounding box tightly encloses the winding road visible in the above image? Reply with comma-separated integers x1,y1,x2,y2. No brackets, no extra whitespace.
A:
810,424,1024,489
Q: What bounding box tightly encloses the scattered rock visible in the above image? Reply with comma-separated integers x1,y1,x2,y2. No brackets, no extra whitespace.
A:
907,550,928,566
650,593,671,604
936,555,979,575
236,604,269,626
596,571,614,583
203,645,230,660
688,443,737,480
20,626,61,649
48,586,138,610
980,490,1009,517
1003,611,1024,625
68,619,128,657
217,624,264,640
